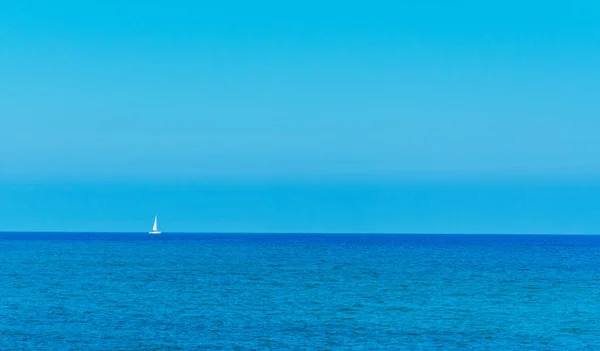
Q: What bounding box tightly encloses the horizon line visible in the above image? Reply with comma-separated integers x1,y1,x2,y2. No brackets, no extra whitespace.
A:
0,231,598,236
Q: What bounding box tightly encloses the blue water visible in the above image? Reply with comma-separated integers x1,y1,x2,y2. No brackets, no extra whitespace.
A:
1,233,599,350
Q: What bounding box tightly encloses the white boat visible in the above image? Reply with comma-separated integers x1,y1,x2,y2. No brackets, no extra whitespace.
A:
149,216,161,235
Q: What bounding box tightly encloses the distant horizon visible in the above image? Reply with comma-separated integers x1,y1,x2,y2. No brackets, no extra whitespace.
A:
1,231,599,236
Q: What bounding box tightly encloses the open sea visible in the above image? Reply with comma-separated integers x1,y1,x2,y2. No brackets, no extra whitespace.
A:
1,233,599,350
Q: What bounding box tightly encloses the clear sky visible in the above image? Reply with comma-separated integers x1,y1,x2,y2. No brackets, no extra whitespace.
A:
1,1,599,233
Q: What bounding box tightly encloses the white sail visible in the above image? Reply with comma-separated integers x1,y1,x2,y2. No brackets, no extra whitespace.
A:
149,216,161,234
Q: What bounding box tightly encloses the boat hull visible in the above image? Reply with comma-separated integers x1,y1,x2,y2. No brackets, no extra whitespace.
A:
149,231,161,235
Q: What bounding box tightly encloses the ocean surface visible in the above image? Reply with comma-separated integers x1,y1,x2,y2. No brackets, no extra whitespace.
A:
1,233,599,350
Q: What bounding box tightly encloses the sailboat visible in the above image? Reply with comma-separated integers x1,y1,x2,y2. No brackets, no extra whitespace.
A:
149,216,161,235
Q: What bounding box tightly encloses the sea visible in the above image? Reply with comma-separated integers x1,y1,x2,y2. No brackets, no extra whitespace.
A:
1,233,599,350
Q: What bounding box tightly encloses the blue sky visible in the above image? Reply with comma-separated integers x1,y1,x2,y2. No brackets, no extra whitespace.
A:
1,1,599,233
